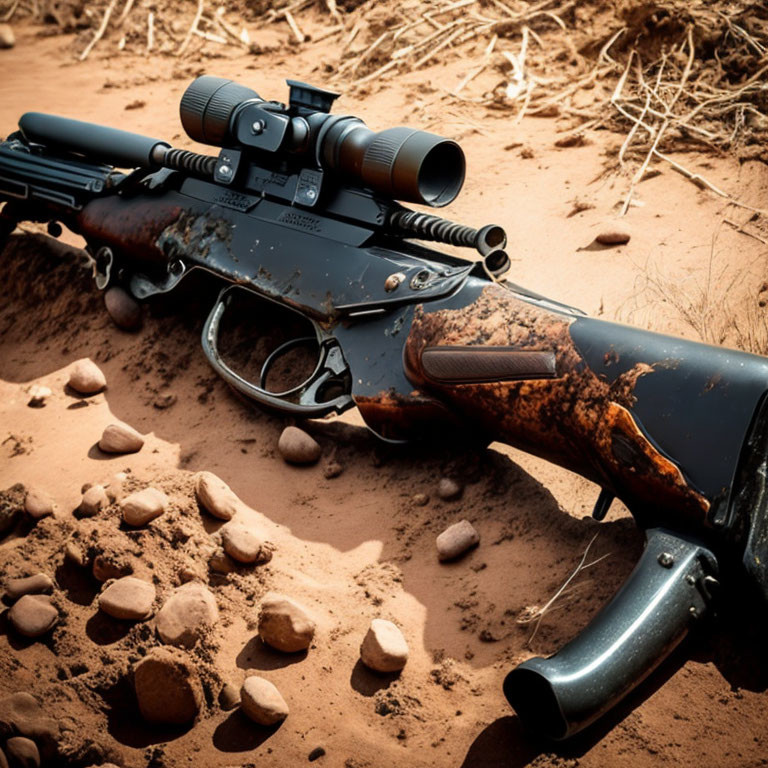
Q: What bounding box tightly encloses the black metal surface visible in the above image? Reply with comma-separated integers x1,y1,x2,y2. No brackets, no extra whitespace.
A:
0,139,113,213
19,113,170,169
179,76,261,146
503,528,718,740
388,209,507,257
571,317,768,526
729,393,768,601
155,178,473,315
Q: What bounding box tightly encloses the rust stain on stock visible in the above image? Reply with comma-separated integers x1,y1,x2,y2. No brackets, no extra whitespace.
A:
403,283,710,521
76,197,182,263
355,389,460,441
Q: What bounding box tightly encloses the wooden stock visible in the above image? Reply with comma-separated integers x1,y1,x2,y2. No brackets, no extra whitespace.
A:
402,282,711,523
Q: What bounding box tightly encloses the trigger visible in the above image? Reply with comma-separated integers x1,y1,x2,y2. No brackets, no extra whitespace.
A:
592,488,614,521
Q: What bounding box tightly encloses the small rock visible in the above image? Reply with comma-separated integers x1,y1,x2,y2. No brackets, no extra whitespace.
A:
5,574,54,601
221,524,268,565
308,746,326,762
133,647,202,724
92,553,132,582
24,487,54,520
5,737,39,768
436,519,480,561
218,682,240,711
27,385,52,408
64,539,89,568
360,619,409,673
0,692,59,760
178,564,204,583
596,227,631,245
156,582,218,648
120,487,168,526
98,576,155,620
78,485,109,518
322,461,343,479
105,472,128,503
99,423,144,454
104,286,142,331
194,471,241,521
208,548,236,574
0,24,15,49
240,676,289,726
258,595,315,653
412,493,429,507
278,426,321,465
8,595,58,638
153,392,177,409
437,478,463,501
67,359,106,395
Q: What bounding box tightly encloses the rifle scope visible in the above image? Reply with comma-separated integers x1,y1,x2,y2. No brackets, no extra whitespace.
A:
179,75,465,207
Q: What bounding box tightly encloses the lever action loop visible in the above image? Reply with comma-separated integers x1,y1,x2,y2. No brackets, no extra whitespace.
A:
202,286,353,417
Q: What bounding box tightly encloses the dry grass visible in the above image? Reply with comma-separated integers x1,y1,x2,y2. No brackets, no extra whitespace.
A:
619,230,768,355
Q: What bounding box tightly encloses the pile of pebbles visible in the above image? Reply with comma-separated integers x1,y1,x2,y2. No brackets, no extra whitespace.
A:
3,354,486,756
0,692,61,767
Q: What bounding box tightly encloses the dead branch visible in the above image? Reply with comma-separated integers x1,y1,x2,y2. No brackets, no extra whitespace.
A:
176,0,205,56
79,0,120,61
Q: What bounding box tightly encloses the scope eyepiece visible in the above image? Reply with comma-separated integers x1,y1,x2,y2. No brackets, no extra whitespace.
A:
180,76,261,146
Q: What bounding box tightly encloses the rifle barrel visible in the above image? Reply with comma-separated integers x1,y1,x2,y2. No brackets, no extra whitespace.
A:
19,112,169,169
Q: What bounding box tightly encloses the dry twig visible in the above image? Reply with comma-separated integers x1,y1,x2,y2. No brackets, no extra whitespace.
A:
519,533,610,647
177,0,205,56
79,0,119,61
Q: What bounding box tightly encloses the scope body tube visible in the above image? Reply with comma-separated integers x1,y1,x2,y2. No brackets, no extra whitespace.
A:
503,528,718,740
177,76,468,207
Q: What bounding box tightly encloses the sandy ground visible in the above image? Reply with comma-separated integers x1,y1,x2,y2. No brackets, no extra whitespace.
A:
2,17,768,768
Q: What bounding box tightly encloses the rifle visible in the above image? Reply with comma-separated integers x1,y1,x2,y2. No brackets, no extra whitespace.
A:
2,75,768,741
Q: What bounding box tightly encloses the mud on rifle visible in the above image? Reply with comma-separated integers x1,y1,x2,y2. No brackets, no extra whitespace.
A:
2,75,768,741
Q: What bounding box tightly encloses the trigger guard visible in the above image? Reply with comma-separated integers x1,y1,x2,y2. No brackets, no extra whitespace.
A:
202,286,354,417
260,336,317,390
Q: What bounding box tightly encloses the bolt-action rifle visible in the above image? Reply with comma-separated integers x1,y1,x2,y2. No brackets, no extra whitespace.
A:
2,76,768,741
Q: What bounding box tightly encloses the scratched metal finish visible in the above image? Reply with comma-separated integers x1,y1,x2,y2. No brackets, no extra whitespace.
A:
75,188,469,320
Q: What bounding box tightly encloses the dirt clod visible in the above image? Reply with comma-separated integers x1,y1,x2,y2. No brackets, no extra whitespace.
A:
67,359,106,395
104,286,142,331
156,582,219,648
23,487,54,520
133,647,203,725
436,520,480,562
278,426,321,465
8,595,58,638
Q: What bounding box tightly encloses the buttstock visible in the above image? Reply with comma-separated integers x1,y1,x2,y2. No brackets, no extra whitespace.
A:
403,280,768,530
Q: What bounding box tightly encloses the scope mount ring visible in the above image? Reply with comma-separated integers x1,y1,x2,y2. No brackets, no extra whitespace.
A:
202,285,354,417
